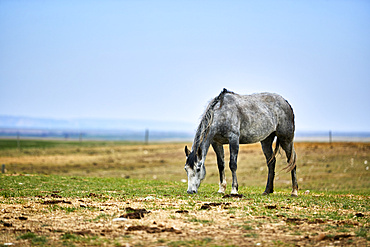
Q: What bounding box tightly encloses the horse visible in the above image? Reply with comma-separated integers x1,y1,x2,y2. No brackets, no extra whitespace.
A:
184,88,298,196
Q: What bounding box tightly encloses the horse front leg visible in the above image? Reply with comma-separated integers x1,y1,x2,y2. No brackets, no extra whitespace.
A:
229,136,239,195
212,143,226,193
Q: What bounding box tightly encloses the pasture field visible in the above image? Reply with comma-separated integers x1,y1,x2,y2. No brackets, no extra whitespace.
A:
0,140,369,246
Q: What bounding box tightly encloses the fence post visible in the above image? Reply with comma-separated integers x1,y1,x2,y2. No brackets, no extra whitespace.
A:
329,130,332,144
17,132,20,150
2,164,5,174
145,129,149,144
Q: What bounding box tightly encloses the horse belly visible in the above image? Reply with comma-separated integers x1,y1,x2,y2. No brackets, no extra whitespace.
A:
239,118,276,144
239,132,269,144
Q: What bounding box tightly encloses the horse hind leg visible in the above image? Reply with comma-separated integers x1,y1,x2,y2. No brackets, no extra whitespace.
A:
281,140,298,197
228,134,239,195
261,133,277,195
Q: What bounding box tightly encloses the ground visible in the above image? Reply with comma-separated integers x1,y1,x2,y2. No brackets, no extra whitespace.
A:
0,140,369,246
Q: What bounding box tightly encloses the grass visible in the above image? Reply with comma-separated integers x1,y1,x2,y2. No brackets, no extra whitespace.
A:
0,139,369,246
60,232,102,246
167,238,214,247
17,232,48,245
0,139,369,193
0,139,137,150
0,174,369,246
1,174,368,220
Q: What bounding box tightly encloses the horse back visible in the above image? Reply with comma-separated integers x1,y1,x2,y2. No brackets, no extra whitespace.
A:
212,92,294,144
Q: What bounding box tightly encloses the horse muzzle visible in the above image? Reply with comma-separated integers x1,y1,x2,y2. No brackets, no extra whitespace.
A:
187,189,197,194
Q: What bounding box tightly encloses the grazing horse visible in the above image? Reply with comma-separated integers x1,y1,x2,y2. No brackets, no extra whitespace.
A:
184,89,298,196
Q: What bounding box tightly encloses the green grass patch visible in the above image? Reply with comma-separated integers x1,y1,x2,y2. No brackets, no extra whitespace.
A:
48,204,79,213
356,227,369,240
17,232,48,245
187,216,214,224
0,139,137,150
0,174,188,199
60,232,103,246
168,238,214,247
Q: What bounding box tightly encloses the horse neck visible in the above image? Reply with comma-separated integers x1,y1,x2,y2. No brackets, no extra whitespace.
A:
192,131,212,163
192,89,226,161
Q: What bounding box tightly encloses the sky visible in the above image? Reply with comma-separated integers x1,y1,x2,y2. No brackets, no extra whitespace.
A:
1,0,369,133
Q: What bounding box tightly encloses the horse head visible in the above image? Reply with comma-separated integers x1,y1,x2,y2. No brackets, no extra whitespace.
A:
184,146,206,194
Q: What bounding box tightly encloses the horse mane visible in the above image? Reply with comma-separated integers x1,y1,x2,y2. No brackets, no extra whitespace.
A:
192,88,235,152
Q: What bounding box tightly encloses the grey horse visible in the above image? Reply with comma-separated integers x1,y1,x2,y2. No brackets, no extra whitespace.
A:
184,88,298,196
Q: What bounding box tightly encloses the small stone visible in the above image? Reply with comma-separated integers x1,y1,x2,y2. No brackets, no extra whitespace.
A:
113,218,127,222
317,233,326,241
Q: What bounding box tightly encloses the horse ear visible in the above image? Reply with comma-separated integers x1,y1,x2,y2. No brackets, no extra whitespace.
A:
197,147,202,160
185,146,190,157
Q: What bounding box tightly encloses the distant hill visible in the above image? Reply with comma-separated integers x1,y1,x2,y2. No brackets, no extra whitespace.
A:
0,115,369,142
0,115,195,132
0,115,195,141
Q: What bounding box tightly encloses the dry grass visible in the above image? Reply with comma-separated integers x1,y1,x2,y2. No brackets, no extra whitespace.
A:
1,141,369,192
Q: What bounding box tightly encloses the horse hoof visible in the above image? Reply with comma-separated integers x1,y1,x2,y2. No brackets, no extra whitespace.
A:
230,188,238,195
217,190,225,194
291,189,298,197
262,192,268,196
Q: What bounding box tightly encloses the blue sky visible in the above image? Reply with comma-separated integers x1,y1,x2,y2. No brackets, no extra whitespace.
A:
1,0,369,132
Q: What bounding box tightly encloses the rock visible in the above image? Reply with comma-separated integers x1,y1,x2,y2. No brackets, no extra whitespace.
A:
113,217,127,221
317,233,326,241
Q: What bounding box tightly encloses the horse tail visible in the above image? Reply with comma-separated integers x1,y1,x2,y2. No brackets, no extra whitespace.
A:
267,137,280,165
280,98,297,172
282,144,297,172
270,137,297,173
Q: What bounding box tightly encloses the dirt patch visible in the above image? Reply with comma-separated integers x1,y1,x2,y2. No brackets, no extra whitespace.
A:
41,200,72,205
0,196,368,246
265,205,277,209
120,207,150,219
127,225,181,234
222,194,245,198
175,210,189,213
200,202,231,210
